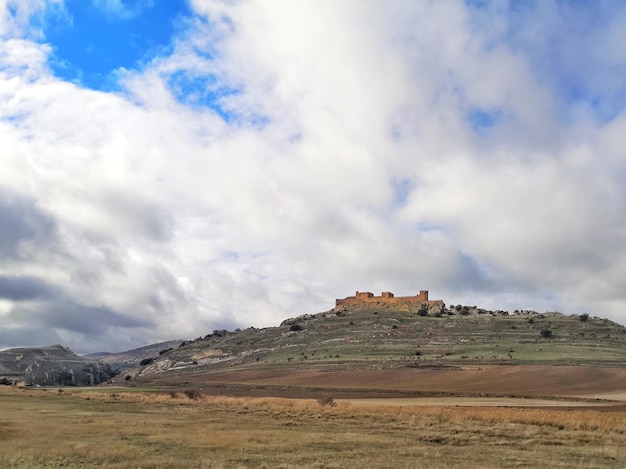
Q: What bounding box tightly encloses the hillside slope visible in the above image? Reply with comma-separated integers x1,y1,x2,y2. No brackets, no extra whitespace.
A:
125,303,626,393
86,340,183,371
0,345,115,386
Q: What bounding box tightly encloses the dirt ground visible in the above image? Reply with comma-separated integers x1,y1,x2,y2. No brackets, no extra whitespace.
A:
130,364,626,404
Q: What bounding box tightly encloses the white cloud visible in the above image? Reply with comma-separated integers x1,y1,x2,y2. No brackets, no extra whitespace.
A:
91,0,154,20
0,0,65,39
1,0,626,352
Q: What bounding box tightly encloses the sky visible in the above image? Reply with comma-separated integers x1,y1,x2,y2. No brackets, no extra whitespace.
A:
1,0,626,354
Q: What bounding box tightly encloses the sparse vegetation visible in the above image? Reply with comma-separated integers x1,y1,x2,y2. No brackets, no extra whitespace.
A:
183,389,202,400
121,303,626,389
0,387,623,469
316,394,336,406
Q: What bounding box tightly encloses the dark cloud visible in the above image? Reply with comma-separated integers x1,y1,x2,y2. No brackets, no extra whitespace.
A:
0,188,56,260
0,326,64,349
9,301,153,336
0,274,59,301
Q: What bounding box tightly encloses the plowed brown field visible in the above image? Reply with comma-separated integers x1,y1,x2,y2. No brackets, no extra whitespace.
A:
134,364,626,403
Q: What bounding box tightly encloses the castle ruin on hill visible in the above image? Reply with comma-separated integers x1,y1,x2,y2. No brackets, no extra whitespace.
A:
335,290,443,307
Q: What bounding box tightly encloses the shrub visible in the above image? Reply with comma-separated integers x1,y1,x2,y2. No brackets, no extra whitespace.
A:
124,375,132,381
579,313,590,322
289,324,302,331
316,394,336,407
540,329,553,338
139,358,154,366
183,389,202,400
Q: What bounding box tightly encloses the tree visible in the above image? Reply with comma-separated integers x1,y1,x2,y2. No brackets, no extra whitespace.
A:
579,313,590,322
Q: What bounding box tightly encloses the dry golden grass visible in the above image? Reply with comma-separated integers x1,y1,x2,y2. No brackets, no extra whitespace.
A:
0,387,624,468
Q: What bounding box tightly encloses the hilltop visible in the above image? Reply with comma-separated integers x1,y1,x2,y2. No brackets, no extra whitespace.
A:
0,341,185,386
0,345,116,386
123,296,626,397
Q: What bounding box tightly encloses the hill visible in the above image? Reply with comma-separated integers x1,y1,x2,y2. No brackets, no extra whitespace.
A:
0,345,116,386
86,340,183,371
123,300,626,397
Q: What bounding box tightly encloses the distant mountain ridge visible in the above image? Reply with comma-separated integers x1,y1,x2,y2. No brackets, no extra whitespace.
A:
0,344,115,386
86,340,184,371
0,340,184,386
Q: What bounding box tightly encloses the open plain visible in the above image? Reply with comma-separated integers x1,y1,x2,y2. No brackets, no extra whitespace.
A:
1,369,625,469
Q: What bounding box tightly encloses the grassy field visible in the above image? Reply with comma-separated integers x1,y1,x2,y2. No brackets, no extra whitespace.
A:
1,387,624,468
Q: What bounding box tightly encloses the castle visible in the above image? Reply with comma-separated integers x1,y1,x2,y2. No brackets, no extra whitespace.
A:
335,290,443,307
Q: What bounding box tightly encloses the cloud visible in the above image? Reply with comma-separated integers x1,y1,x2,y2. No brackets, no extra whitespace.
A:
0,0,65,39
0,189,57,261
0,276,156,353
0,275,58,301
90,0,155,20
1,0,626,352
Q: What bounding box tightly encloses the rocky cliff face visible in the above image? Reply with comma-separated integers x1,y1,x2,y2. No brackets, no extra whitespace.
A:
0,345,116,386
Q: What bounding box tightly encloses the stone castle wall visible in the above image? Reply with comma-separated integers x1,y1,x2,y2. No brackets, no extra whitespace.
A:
336,290,442,307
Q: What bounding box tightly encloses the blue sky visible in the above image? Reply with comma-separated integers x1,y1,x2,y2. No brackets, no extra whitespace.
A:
2,0,626,353
42,0,191,90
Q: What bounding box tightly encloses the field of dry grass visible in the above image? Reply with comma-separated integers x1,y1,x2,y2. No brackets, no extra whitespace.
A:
1,386,624,468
